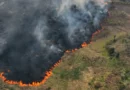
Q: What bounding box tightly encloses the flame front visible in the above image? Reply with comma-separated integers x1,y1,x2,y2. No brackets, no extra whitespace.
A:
0,60,61,87
0,0,110,87
0,28,103,87
0,29,103,87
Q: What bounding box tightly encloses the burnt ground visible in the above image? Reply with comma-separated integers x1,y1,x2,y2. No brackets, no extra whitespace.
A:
0,0,130,90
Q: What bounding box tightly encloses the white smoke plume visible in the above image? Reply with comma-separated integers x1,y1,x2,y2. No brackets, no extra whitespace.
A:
0,0,110,84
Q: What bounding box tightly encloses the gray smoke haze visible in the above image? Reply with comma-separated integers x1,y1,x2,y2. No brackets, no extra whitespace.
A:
0,0,110,84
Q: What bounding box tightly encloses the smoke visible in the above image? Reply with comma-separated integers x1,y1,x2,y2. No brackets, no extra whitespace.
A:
0,0,110,84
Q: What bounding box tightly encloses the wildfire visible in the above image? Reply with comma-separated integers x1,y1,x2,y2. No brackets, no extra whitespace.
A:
65,50,71,53
81,42,88,48
81,30,102,48
0,29,103,87
0,60,61,87
0,27,104,87
65,48,78,53
92,30,101,36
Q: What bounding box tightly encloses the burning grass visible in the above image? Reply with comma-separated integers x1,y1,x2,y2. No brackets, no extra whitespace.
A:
0,0,110,87
0,0,130,90
0,29,100,87
0,60,61,87
44,5,130,89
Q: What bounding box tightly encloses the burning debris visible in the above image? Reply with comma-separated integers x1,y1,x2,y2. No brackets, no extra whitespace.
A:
0,0,110,86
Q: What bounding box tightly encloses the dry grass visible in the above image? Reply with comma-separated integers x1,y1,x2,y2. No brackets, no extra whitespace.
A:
0,0,130,90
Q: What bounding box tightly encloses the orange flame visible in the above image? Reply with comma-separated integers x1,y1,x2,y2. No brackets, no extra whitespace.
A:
0,0,110,87
0,29,102,87
0,27,104,87
81,42,88,48
65,48,78,53
0,60,61,87
65,50,71,53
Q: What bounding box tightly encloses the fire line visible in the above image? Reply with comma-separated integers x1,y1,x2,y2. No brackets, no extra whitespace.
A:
0,1,110,86
0,27,103,87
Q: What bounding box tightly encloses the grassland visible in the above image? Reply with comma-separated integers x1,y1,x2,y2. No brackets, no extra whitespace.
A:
0,0,130,90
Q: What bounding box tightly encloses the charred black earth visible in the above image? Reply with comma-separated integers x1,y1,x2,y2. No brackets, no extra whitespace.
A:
0,0,110,84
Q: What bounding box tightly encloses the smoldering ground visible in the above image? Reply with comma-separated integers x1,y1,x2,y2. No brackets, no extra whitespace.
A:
0,0,110,84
